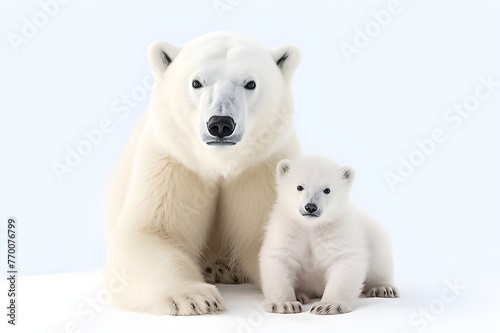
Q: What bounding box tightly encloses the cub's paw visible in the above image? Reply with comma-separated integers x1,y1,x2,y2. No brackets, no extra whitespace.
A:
264,301,303,314
310,302,352,315
155,283,224,316
295,290,311,304
203,260,242,284
364,286,399,298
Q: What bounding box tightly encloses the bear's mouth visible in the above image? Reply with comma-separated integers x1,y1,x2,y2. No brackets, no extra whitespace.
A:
202,132,242,147
206,140,237,146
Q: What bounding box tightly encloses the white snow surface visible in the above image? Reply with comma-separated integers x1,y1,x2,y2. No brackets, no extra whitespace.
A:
2,270,499,333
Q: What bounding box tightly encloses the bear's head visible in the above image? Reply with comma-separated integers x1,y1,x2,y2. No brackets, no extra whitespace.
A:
146,32,300,176
275,156,355,224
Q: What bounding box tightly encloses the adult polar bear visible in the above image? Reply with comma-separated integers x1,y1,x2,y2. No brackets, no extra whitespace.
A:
106,32,301,315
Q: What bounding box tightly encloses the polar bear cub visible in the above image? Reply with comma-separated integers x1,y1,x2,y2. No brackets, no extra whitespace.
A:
260,156,399,315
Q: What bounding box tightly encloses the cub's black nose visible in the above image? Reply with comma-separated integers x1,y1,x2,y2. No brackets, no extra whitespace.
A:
207,116,236,138
304,203,318,213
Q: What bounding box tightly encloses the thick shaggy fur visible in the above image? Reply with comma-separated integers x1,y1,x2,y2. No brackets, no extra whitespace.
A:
260,156,398,315
105,32,301,315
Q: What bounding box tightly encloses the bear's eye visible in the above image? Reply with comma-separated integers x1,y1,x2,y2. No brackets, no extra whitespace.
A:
324,188,331,194
244,81,256,90
192,80,203,89
297,185,304,191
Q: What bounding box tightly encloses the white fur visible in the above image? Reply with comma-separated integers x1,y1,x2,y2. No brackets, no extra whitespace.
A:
105,32,302,315
260,156,398,315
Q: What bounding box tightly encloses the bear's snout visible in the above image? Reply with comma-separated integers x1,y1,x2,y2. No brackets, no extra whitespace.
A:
207,116,236,139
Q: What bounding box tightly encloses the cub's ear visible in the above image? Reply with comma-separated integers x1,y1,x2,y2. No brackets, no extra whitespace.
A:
272,45,301,80
276,159,292,178
148,40,179,78
341,167,355,185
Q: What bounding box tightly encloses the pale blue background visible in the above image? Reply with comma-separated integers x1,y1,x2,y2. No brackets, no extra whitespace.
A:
0,0,499,326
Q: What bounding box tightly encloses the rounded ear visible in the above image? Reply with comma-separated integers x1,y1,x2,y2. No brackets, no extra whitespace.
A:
271,45,301,80
147,40,179,78
276,159,292,178
341,167,355,185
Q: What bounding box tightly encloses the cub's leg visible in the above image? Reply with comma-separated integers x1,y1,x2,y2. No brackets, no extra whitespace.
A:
311,255,367,315
361,215,399,298
260,253,303,314
259,220,303,315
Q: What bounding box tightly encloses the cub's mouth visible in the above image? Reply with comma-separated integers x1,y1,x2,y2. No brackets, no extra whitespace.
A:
301,213,321,218
300,203,321,218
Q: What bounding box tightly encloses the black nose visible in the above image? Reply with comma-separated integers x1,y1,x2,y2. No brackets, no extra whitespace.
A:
207,116,236,139
304,203,318,213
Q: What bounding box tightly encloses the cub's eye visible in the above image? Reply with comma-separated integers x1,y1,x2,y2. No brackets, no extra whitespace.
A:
324,188,331,194
244,81,256,90
297,185,304,191
192,80,203,89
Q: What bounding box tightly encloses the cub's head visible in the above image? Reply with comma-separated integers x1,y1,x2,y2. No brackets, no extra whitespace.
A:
276,156,355,223
147,32,300,173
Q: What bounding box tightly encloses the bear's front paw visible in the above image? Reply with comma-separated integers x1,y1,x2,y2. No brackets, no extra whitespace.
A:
264,301,303,314
310,302,352,315
364,286,399,298
157,283,224,316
